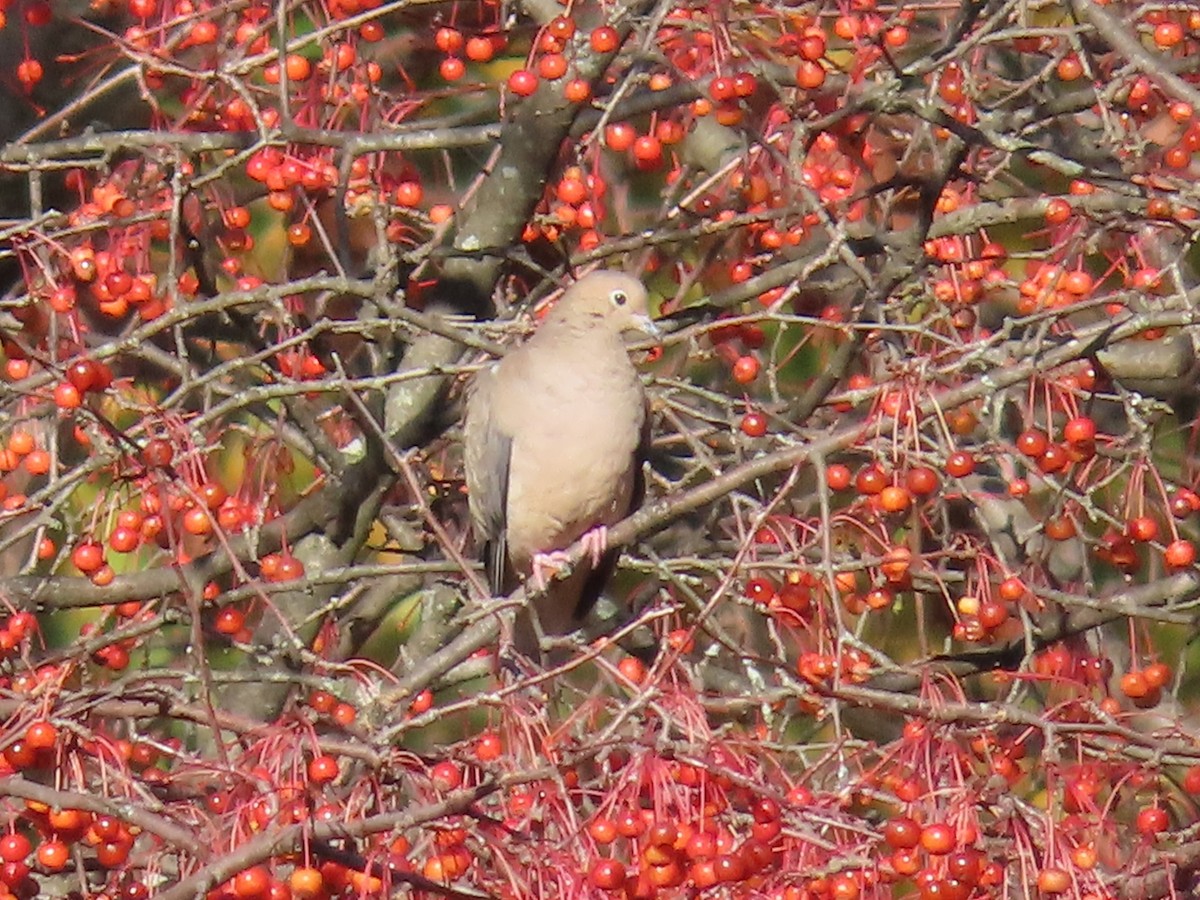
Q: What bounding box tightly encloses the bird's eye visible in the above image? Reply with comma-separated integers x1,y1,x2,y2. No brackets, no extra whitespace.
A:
612,290,628,306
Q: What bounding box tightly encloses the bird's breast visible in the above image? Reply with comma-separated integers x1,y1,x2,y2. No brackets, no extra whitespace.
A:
500,364,644,564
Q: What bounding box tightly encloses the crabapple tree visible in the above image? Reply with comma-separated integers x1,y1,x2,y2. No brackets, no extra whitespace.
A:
0,0,1199,897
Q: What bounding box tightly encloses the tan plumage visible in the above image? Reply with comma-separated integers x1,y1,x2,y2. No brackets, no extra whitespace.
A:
463,271,655,657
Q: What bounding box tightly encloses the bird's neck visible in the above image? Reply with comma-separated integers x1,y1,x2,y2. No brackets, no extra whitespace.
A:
535,317,628,351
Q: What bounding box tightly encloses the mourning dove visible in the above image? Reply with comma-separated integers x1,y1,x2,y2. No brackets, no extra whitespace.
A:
463,271,656,657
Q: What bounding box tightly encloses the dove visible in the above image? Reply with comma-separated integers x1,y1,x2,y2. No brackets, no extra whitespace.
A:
463,271,657,657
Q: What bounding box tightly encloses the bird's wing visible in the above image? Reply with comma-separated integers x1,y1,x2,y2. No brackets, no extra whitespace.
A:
463,364,513,595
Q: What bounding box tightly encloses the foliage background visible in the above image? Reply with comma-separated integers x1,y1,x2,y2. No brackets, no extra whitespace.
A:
1,0,1200,897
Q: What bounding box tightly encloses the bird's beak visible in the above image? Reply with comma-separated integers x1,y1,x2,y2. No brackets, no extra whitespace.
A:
631,313,663,340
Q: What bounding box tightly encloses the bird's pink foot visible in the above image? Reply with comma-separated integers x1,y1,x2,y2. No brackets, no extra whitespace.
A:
530,551,571,590
579,525,609,567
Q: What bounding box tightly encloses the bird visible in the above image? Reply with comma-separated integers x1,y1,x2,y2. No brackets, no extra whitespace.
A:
463,270,657,658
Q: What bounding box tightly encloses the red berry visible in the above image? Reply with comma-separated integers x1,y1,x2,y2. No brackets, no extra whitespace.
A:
920,822,955,855
1154,20,1184,48
740,411,767,437
1136,805,1169,836
796,60,826,89
799,34,826,60
332,701,356,727
547,15,575,39
430,760,462,791
198,481,227,510
538,53,567,80
16,59,43,90
71,541,105,573
1063,415,1096,445
709,76,734,102
589,858,625,890
882,817,920,850
826,464,851,490
1126,516,1158,542
978,599,1010,629
732,72,757,97
183,506,212,536
744,577,776,605
1016,428,1049,458
855,464,887,495
507,69,539,96
944,450,975,476
0,834,31,863
1037,443,1069,473
66,359,100,393
1037,867,1070,894
232,865,271,898
307,754,340,785
308,690,336,714
36,840,68,871
476,731,502,761
604,122,635,151
1183,765,1200,794
947,848,983,884
1057,55,1083,81
732,355,760,384
1164,145,1192,170
879,485,911,512
465,36,493,62
1120,670,1149,699
563,79,591,102
590,25,618,52
141,438,174,468
1045,198,1071,224
434,27,463,53
24,720,57,750
290,868,324,897
214,606,245,635
631,134,662,167
1165,539,1196,569
1144,661,1172,688
54,382,82,409
906,466,939,496
618,656,646,683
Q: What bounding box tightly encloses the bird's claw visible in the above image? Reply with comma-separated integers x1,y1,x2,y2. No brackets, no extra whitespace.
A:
530,551,572,590
579,525,609,567
531,526,609,589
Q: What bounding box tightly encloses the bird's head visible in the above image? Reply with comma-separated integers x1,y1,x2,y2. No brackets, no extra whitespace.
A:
544,271,660,339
